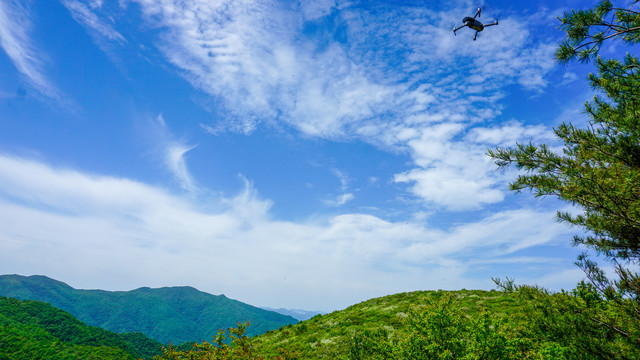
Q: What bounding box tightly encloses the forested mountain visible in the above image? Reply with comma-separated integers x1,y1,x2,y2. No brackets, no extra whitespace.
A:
0,296,163,360
0,274,297,344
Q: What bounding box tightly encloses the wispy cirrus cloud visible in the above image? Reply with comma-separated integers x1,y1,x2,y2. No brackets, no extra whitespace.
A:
60,0,126,44
324,193,355,207
0,154,579,310
54,1,564,210
120,0,562,210
165,143,197,192
0,1,60,99
151,113,198,193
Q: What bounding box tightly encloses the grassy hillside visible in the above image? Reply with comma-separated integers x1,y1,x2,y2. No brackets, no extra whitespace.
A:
247,287,637,359
0,296,163,360
0,274,297,344
250,289,522,359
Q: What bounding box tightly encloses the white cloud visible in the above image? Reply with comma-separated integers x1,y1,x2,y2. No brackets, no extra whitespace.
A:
0,154,577,310
332,168,350,192
466,120,555,147
119,1,561,210
321,168,355,207
151,113,198,193
0,1,60,99
61,0,126,44
88,0,104,9
392,119,560,210
299,0,336,20
560,71,579,86
127,1,558,137
165,143,197,192
324,193,354,207
395,167,505,210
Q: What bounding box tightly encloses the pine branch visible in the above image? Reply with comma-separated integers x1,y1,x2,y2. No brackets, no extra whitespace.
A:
572,26,640,53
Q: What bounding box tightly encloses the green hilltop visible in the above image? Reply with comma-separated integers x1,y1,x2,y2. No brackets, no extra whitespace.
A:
158,286,638,359
0,274,297,344
250,289,525,359
0,296,163,360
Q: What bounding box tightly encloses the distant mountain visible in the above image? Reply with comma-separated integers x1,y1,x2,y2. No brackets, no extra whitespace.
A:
0,296,163,360
261,307,324,321
0,274,297,344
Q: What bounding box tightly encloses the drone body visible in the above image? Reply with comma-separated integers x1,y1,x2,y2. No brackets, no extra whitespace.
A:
453,8,498,40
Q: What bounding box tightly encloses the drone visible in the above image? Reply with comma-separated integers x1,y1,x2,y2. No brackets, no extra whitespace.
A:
453,8,498,41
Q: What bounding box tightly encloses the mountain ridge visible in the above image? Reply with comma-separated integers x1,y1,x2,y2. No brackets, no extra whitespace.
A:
0,274,297,344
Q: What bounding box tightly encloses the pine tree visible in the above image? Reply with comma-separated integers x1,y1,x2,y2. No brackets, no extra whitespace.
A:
488,0,640,352
556,0,640,63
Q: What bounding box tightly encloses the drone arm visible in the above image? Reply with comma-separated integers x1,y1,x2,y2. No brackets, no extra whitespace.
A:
484,20,498,27
453,24,466,34
473,8,481,19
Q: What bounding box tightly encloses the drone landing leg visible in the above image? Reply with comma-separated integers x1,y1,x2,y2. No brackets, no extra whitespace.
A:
473,31,478,41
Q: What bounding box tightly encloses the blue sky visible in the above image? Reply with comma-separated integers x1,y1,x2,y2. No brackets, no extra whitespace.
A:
0,0,611,312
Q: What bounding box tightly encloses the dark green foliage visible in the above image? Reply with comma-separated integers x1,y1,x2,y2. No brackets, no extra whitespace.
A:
488,1,640,352
494,279,640,359
489,53,640,270
155,322,255,360
289,287,640,360
120,332,166,359
0,274,297,344
556,0,640,63
0,296,155,360
154,322,300,360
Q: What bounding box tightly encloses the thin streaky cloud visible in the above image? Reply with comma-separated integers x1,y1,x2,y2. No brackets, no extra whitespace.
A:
332,168,350,192
0,1,60,99
152,114,198,193
166,143,198,193
324,193,355,207
60,0,126,44
126,1,561,210
88,0,103,9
